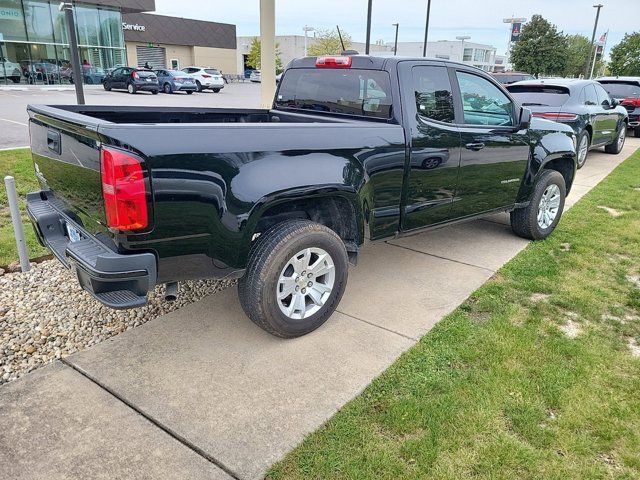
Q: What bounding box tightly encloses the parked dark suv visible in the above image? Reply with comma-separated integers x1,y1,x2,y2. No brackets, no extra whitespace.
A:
507,79,628,168
103,67,159,94
597,77,640,137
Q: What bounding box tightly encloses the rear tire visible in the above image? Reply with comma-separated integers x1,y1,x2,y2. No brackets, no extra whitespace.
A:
213,88,221,93
196,80,202,92
510,169,566,240
634,128,640,138
605,123,626,154
238,220,349,338
163,83,172,94
103,82,111,91
151,90,158,95
186,90,193,94
576,130,590,169
127,83,136,94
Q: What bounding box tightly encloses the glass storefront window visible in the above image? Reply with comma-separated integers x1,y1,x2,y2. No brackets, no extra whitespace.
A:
23,0,55,43
0,0,27,41
0,2,125,85
75,5,100,47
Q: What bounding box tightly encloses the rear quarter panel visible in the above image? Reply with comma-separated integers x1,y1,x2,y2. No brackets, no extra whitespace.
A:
97,121,406,281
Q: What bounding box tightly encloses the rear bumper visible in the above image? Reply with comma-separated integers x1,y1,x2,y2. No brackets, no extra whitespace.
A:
175,83,197,91
133,82,159,91
26,192,157,309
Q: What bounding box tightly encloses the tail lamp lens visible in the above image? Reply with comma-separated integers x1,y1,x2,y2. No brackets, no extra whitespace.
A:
133,71,139,79
531,112,578,121
100,147,148,231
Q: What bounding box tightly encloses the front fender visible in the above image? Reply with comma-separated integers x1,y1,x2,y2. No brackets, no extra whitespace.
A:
516,129,577,202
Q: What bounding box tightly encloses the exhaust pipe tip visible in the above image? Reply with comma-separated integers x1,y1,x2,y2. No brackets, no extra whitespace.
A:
164,282,179,302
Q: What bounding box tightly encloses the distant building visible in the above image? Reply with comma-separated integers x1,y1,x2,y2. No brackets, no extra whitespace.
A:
237,35,508,74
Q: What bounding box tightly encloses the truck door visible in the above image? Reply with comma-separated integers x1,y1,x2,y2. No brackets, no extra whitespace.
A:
449,68,530,217
399,62,462,231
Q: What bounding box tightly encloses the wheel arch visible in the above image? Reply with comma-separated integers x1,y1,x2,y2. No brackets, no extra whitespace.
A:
245,190,364,266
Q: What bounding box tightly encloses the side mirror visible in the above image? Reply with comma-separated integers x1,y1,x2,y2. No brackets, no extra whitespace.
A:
611,98,620,107
601,99,611,109
518,106,532,130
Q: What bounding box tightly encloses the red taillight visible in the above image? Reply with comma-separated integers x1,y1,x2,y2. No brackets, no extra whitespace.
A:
201,74,211,78
100,147,148,231
315,56,352,68
532,112,578,121
132,71,139,79
622,98,640,107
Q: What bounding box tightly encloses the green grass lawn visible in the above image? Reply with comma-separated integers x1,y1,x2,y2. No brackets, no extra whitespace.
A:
0,148,49,266
269,149,640,479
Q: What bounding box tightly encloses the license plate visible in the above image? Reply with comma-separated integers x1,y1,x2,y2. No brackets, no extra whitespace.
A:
66,223,81,242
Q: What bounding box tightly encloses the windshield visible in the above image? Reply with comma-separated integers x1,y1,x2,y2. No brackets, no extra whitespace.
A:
506,85,570,107
205,69,220,75
275,68,393,119
599,81,640,99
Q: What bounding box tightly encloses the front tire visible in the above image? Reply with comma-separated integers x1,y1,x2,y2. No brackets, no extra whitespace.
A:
605,123,626,154
576,130,590,169
634,128,640,138
103,81,111,91
163,83,172,94
510,169,566,240
238,220,349,338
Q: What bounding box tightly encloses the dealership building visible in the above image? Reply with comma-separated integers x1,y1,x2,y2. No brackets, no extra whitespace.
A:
0,0,237,85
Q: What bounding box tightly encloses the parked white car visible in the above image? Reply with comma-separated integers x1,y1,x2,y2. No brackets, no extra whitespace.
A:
181,66,224,92
249,70,261,83
0,58,22,83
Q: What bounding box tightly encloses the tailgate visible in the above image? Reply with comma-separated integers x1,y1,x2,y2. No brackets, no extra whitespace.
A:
28,105,110,237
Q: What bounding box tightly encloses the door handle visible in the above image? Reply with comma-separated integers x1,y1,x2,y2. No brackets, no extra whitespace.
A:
465,142,485,151
47,129,61,154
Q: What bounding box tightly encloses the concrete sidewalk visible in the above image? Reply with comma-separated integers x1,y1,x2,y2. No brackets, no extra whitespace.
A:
1,139,638,480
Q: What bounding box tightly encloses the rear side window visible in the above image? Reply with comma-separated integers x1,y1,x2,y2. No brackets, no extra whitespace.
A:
275,69,393,119
507,85,570,107
412,66,455,123
205,69,220,75
583,84,598,105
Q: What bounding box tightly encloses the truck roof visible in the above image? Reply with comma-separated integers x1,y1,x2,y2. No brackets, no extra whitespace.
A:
287,55,471,71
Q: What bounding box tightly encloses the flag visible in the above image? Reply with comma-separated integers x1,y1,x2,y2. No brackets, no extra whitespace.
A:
597,31,608,46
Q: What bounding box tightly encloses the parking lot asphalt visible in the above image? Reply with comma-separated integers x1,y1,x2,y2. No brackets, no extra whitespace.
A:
0,83,261,149
1,137,637,480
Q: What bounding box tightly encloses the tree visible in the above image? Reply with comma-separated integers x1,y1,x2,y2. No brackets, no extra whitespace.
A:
307,29,352,56
511,15,568,77
609,32,640,76
246,37,283,72
563,34,591,77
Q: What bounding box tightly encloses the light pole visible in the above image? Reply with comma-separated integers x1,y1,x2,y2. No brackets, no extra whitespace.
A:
456,35,470,64
59,1,84,104
303,25,315,57
422,0,432,57
392,23,399,55
365,0,373,54
586,4,603,78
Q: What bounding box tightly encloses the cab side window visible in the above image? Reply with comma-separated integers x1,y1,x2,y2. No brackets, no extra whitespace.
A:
456,71,514,126
583,85,598,105
412,66,455,123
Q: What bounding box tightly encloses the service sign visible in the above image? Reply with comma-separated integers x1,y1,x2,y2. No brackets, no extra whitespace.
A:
122,22,146,32
510,23,522,42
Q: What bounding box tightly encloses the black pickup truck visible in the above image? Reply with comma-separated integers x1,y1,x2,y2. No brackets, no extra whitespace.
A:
26,55,577,338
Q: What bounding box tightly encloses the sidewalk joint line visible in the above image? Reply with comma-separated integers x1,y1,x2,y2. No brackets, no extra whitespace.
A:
385,242,496,273
60,358,243,480
336,310,419,342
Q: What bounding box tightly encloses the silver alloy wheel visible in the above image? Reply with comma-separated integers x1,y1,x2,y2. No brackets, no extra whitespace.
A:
277,247,335,320
537,184,561,229
127,83,134,94
617,126,626,150
578,134,589,166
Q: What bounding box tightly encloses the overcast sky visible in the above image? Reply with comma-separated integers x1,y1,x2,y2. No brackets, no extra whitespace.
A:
154,0,635,56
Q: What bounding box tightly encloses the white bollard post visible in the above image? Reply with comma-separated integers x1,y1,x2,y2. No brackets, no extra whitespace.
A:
4,176,30,272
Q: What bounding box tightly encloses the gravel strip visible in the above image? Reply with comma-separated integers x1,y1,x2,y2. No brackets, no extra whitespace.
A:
0,259,234,386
